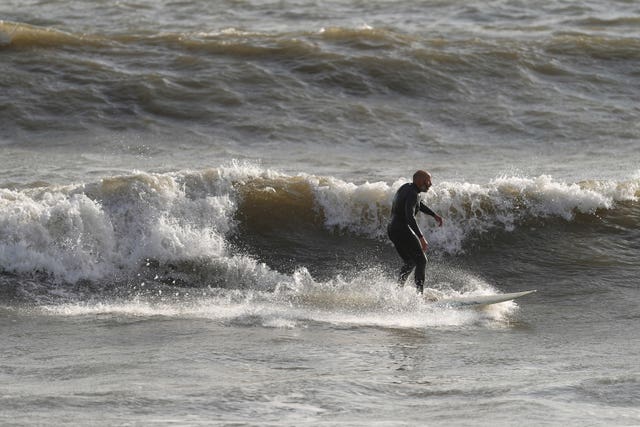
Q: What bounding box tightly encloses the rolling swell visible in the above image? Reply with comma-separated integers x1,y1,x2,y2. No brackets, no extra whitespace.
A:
3,20,639,139
0,164,637,304
5,20,639,60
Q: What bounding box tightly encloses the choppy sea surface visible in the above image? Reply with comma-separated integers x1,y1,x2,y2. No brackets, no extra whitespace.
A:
1,1,639,425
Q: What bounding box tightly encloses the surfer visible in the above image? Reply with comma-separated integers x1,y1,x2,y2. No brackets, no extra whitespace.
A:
388,170,443,294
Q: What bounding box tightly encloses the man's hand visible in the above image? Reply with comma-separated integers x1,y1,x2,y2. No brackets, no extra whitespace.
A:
434,214,444,227
419,236,429,252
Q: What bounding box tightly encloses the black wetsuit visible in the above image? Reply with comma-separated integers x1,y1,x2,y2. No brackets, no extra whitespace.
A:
387,183,437,293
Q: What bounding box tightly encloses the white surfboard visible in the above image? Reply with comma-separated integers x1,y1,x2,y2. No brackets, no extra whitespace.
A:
432,290,536,307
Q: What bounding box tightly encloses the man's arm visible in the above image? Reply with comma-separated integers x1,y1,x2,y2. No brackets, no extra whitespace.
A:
419,202,444,227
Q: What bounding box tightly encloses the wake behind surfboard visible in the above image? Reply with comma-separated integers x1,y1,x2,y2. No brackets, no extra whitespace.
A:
431,290,537,308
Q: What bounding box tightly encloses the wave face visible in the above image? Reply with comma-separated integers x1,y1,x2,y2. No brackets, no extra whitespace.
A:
1,164,637,302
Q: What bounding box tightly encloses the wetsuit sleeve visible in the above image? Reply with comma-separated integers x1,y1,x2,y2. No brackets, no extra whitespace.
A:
419,202,437,218
405,191,423,238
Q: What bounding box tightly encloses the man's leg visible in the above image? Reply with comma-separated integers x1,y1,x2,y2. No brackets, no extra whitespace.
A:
413,251,427,294
398,258,416,285
389,227,424,292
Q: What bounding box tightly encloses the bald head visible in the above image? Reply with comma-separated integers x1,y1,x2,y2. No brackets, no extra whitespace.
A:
412,170,432,193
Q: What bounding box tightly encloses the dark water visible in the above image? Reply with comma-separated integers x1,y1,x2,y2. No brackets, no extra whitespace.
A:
1,0,639,425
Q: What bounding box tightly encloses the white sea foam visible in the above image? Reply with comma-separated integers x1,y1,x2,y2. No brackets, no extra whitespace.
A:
0,188,115,282
41,266,513,328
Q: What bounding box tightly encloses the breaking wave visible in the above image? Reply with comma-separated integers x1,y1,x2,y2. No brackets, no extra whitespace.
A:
1,162,637,287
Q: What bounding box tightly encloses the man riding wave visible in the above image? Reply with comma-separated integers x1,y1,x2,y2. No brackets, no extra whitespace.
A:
387,170,443,294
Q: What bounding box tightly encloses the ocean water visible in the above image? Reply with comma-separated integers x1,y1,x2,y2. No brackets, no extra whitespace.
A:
1,1,639,425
